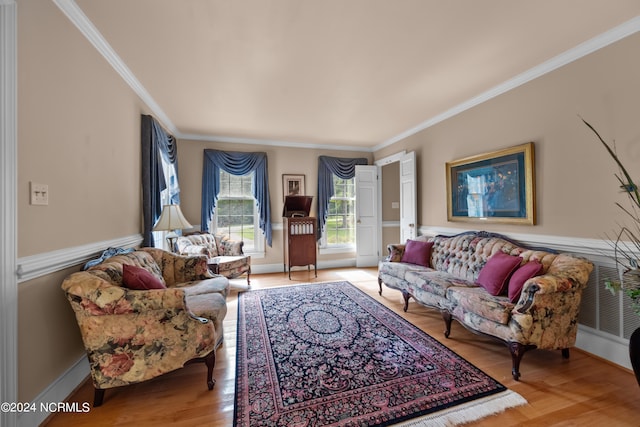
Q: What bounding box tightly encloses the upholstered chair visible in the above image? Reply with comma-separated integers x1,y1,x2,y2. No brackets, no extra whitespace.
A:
61,248,229,406
176,232,251,284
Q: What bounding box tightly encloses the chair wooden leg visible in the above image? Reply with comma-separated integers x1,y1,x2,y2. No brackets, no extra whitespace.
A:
378,277,383,295
93,388,105,407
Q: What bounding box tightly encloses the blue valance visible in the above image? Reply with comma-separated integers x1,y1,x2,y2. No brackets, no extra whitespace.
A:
317,155,368,241
141,115,179,247
202,149,272,247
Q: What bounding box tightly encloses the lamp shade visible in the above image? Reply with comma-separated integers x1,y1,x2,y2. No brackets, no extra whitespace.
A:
153,204,192,232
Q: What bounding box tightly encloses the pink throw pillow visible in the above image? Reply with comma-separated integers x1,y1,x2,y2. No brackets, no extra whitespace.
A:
122,264,166,290
476,252,522,296
508,260,544,303
400,240,434,267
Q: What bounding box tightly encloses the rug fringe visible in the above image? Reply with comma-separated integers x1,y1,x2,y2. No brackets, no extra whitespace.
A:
393,390,527,427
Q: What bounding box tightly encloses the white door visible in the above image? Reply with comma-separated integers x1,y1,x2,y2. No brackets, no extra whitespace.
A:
400,151,417,242
355,165,381,267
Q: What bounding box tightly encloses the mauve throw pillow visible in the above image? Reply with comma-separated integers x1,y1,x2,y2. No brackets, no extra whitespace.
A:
400,240,434,267
476,252,522,296
508,260,544,303
122,264,166,290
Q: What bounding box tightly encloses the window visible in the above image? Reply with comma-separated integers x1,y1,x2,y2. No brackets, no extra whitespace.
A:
321,176,356,248
213,170,263,253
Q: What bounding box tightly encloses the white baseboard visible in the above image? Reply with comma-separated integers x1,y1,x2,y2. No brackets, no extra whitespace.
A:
18,356,89,427
576,325,632,370
250,258,357,275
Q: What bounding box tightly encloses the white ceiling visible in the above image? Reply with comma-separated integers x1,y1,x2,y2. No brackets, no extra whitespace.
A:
60,0,640,151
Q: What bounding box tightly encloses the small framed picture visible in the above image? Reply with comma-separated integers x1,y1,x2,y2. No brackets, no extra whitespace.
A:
282,174,305,200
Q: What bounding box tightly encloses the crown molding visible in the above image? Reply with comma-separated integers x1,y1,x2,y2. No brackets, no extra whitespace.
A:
374,15,640,152
54,1,640,153
179,132,373,152
52,0,177,134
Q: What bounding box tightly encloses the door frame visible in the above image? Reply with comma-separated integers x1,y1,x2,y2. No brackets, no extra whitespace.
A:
375,150,417,250
1,2,18,426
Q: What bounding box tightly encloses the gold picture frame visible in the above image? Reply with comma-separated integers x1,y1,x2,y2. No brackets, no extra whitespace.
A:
446,142,535,225
282,174,305,201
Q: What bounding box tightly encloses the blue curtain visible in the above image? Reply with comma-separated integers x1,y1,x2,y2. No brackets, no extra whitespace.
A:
141,115,179,247
202,149,272,247
317,155,368,241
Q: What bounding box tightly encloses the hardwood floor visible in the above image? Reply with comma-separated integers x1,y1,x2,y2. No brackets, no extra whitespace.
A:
44,268,640,426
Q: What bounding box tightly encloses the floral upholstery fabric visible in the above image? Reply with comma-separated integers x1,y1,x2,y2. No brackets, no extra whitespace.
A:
176,233,251,282
61,248,229,391
378,231,594,352
176,232,244,258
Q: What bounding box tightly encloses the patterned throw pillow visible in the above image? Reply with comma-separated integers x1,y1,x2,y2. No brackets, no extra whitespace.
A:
476,252,522,296
122,264,166,290
400,240,434,267
508,260,544,303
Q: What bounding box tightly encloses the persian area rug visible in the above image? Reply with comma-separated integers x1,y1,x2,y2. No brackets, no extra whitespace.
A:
233,282,526,426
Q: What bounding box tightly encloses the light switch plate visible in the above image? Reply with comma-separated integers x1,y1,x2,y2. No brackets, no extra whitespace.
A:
30,182,49,205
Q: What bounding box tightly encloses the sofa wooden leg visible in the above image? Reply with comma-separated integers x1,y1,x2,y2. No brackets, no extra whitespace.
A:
378,277,383,295
442,311,453,338
508,342,536,381
402,292,411,312
93,388,105,407
205,351,216,390
562,348,570,359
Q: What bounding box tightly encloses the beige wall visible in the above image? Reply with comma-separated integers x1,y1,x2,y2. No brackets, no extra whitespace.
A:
17,0,149,401
15,0,640,407
177,139,373,266
374,32,640,239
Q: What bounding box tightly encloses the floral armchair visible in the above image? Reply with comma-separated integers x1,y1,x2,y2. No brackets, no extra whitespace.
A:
61,248,229,406
176,232,251,284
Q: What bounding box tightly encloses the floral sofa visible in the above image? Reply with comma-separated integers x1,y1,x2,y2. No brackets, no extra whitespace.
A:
176,232,251,284
378,231,594,380
61,248,229,406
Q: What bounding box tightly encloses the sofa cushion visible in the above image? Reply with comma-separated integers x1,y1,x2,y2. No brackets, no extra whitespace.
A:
508,260,544,302
447,286,514,325
378,261,431,292
476,252,522,296
407,270,475,298
122,264,167,290
400,240,434,267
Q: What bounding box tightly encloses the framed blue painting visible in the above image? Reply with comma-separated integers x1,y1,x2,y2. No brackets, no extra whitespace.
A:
446,142,536,225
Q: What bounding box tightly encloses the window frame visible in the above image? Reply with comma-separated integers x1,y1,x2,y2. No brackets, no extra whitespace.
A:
319,175,356,252
212,170,265,256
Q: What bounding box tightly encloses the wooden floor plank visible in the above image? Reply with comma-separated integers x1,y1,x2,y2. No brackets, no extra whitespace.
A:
44,268,640,426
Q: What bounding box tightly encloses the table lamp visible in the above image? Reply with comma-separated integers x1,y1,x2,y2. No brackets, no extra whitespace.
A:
153,204,193,251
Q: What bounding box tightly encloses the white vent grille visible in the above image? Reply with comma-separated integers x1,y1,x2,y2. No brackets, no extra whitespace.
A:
579,261,639,340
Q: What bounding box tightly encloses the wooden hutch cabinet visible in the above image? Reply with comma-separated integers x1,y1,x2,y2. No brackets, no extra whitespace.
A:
282,196,317,279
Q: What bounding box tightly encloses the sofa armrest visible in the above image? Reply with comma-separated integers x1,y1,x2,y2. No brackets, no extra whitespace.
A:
514,254,594,314
385,243,406,262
